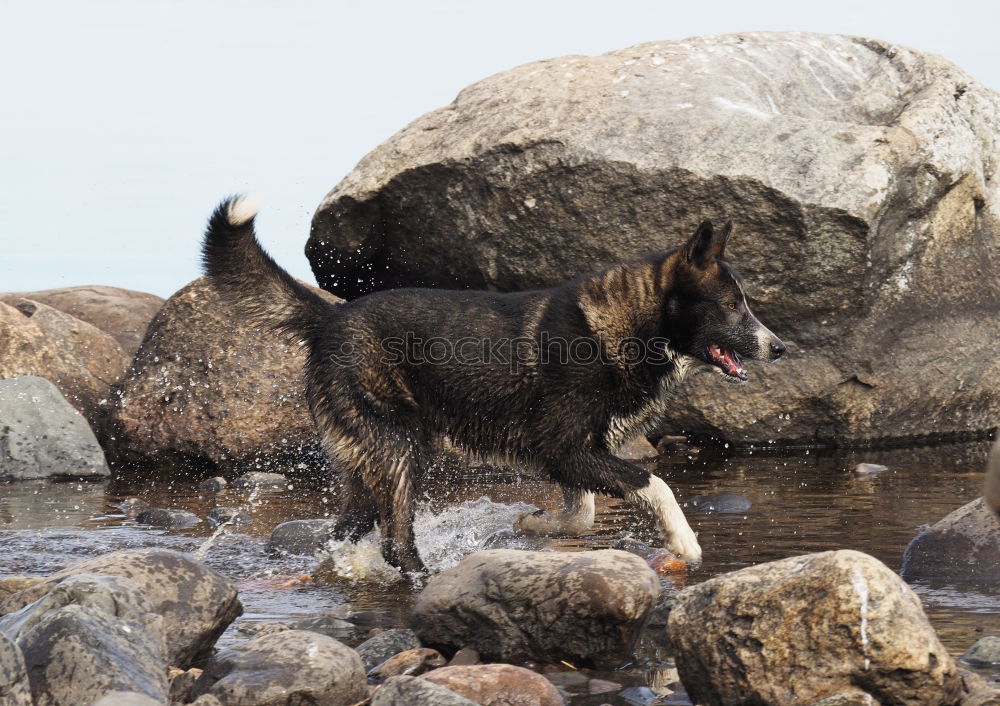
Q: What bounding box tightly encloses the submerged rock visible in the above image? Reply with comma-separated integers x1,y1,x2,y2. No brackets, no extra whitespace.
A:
0,285,163,359
0,375,110,481
135,507,201,528
309,32,1000,446
265,519,336,555
961,636,1000,667
193,630,367,706
371,675,478,706
854,463,889,475
420,664,564,706
113,276,340,470
200,476,228,492
668,549,962,705
688,492,752,514
900,497,1000,584
410,549,659,667
0,549,241,669
207,507,252,526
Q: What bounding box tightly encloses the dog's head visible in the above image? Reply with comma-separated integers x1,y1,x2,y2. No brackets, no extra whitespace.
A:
665,220,785,383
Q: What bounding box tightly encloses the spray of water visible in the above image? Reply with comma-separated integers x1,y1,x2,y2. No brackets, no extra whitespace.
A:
193,485,261,561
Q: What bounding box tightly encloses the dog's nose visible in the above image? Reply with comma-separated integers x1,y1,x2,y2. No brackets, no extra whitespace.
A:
770,340,786,360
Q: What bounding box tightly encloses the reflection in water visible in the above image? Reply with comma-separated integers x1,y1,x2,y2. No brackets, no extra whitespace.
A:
0,439,997,684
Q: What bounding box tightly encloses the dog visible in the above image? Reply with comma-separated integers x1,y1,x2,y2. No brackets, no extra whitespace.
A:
202,196,785,574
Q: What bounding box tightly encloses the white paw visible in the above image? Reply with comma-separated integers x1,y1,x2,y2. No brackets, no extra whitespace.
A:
667,527,703,563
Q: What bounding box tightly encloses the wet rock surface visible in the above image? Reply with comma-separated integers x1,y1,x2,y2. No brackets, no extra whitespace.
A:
0,285,164,359
420,664,565,706
112,276,340,470
411,549,659,667
0,632,31,706
0,549,241,669
0,375,110,481
0,299,129,440
265,519,336,555
368,647,446,681
371,674,479,706
688,492,751,514
193,629,368,706
668,549,962,705
355,628,422,673
309,32,1000,446
135,507,201,528
901,497,1000,584
963,637,1000,667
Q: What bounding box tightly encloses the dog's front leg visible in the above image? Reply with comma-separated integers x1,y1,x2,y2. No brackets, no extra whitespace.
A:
514,486,596,537
567,450,702,562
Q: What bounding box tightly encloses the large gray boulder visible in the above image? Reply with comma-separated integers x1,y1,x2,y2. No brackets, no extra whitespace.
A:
113,277,339,471
0,549,241,669
667,549,962,705
0,285,163,359
0,376,109,480
410,549,659,667
901,496,1000,584
192,630,368,706
0,632,31,706
309,32,1000,446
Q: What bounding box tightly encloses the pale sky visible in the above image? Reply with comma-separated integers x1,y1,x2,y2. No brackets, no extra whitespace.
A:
2,0,997,297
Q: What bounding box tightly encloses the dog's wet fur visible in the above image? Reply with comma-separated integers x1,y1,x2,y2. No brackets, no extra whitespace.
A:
202,196,785,574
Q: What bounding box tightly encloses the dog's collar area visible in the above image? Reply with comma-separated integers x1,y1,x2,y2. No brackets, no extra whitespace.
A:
708,344,748,381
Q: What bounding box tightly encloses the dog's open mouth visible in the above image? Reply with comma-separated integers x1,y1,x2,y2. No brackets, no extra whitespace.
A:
708,344,748,381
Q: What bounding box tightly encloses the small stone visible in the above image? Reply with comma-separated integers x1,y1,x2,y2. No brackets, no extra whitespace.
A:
232,471,288,489
199,476,228,492
368,648,446,681
288,614,356,638
588,678,622,694
266,519,336,555
371,675,478,706
207,507,251,526
901,497,1000,584
447,647,480,666
169,667,203,704
618,686,662,705
118,497,150,517
962,636,1000,667
135,508,201,528
421,664,563,706
355,628,422,672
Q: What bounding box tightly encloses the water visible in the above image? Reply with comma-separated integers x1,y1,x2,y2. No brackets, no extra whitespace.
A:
1,440,997,697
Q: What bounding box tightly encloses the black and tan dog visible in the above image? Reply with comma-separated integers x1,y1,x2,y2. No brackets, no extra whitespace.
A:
202,196,785,574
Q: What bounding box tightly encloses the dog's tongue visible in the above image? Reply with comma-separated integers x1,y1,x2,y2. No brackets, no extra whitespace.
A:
709,345,747,379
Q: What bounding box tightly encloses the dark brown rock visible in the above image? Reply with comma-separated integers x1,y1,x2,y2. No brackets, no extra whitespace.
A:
410,549,658,667
668,549,962,706
0,285,163,358
113,276,341,470
421,664,564,706
309,33,1000,446
901,497,1000,584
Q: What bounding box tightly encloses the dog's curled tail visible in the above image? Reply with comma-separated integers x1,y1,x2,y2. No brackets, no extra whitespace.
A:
201,195,332,343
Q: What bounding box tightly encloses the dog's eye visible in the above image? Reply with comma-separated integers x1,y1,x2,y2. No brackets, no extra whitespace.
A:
727,302,737,311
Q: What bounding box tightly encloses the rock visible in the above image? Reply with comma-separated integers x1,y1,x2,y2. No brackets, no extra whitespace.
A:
421,664,564,706
901,497,1000,584
0,578,44,605
118,497,149,517
986,436,1000,514
447,647,479,666
587,678,621,695
667,549,962,706
200,476,228,492
265,519,336,555
372,675,478,706
616,435,659,461
1,285,164,358
12,596,167,706
688,492,752,514
0,632,31,706
962,636,1000,667
287,614,356,639
411,549,659,667
0,549,242,668
0,376,110,480
207,507,251,526
355,629,422,673
193,630,367,706
112,276,340,470
368,648,446,681
617,686,662,705
135,508,201,528
234,622,289,639
91,692,165,706
309,32,1000,446
0,299,129,440
169,667,203,704
189,696,223,706
854,463,889,475
958,668,1000,706
231,472,288,489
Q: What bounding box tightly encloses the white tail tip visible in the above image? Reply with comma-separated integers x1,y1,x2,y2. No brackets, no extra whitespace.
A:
227,195,262,226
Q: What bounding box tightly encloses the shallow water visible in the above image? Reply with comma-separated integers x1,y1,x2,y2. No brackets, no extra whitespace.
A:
1,440,998,697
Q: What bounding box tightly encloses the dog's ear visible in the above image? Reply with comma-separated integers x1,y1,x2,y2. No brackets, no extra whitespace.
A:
683,220,730,267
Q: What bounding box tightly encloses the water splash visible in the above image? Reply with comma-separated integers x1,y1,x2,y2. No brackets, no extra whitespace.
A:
316,496,538,583
193,485,261,561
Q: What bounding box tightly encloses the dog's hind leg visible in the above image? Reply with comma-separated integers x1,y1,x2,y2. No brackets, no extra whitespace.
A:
365,435,426,576
556,450,702,562
514,487,595,537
